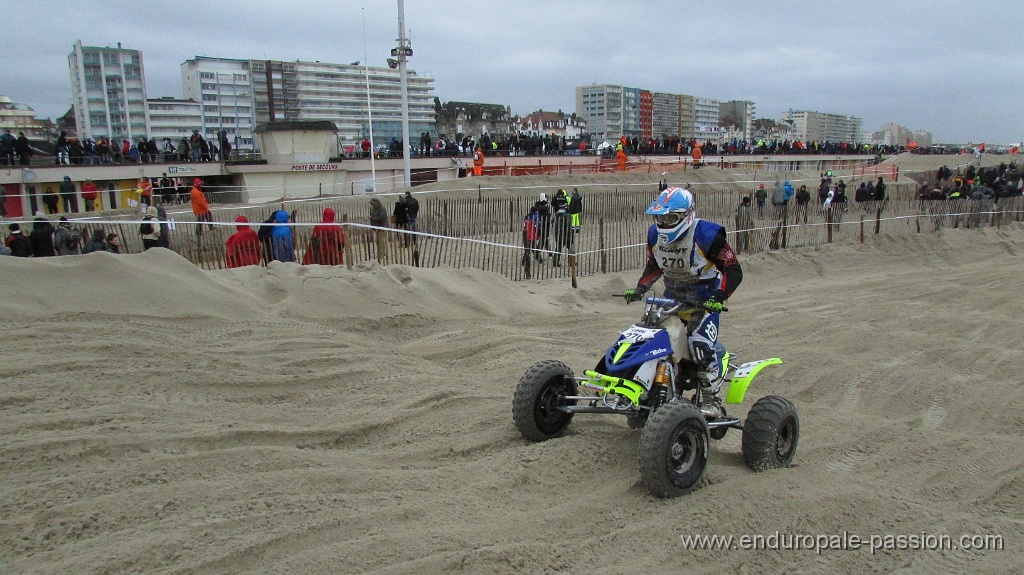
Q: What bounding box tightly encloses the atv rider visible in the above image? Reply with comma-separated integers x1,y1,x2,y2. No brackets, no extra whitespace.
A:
623,187,743,392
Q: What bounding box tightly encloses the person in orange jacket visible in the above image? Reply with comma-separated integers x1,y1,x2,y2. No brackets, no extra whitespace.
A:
616,148,628,172
225,215,261,268
691,144,703,169
190,178,213,234
301,207,346,265
472,146,484,176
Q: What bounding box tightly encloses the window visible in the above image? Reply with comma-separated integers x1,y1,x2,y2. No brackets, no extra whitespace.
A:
202,94,217,101
201,83,217,91
204,105,219,112
200,72,215,80
233,73,248,82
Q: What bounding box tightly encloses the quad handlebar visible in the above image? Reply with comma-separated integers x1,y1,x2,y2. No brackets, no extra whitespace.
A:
612,293,729,313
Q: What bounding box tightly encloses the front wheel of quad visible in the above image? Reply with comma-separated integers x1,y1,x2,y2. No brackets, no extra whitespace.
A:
741,395,799,472
513,360,577,442
638,402,709,498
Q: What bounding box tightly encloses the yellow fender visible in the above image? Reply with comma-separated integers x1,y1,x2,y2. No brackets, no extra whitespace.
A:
724,358,783,404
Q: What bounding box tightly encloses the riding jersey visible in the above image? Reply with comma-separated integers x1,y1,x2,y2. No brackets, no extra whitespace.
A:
637,218,742,301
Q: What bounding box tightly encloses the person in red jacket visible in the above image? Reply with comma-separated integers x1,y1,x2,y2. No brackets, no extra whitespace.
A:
224,215,261,268
301,207,346,265
190,178,213,235
81,179,99,212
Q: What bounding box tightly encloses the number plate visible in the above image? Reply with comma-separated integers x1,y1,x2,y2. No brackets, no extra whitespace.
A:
620,325,660,343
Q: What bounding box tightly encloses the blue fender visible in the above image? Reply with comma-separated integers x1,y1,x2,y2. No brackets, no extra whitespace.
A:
724,358,782,404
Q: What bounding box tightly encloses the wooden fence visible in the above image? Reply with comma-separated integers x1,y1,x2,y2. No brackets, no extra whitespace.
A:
69,185,1024,282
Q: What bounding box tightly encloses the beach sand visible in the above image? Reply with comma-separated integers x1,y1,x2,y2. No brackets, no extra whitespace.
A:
2,154,1022,574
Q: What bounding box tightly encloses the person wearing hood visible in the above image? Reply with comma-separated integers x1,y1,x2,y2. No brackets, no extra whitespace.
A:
269,209,294,262
302,207,346,265
59,175,78,214
533,193,552,256
154,204,171,249
140,205,161,250
82,227,107,254
5,223,32,257
782,180,795,203
770,180,786,207
190,178,213,235
225,215,261,268
368,197,389,264
53,217,81,255
29,217,56,257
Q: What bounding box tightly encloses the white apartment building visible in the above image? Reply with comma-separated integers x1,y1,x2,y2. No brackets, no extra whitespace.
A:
651,92,680,141
694,97,722,141
146,97,202,149
68,40,148,143
247,59,435,149
181,57,257,151
719,100,756,141
780,110,863,143
0,95,51,139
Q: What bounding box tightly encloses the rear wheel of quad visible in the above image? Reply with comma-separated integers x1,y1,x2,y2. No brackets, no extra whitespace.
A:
513,360,577,442
638,402,709,498
741,395,799,472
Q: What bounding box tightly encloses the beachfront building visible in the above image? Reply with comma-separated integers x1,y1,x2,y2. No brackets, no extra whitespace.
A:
247,59,435,151
576,84,719,143
180,57,257,152
68,40,149,143
0,95,53,139
435,101,513,140
146,97,202,150
719,100,756,141
516,110,586,139
780,109,863,143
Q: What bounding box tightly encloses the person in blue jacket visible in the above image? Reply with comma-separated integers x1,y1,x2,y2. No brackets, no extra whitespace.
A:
623,187,743,393
270,209,295,262
783,179,795,203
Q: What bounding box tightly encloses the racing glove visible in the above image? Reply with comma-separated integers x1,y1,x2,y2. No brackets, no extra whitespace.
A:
702,290,727,312
623,285,648,304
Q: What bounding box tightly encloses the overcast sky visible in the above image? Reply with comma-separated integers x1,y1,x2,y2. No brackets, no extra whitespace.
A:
4,0,1022,145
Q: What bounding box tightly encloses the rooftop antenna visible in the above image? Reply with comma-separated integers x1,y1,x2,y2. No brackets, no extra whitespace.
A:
362,8,376,189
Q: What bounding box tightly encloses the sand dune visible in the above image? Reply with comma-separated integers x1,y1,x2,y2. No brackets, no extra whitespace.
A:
2,164,1022,573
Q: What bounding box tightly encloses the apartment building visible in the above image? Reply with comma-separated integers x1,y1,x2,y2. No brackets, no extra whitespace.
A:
146,97,202,149
181,57,257,151
247,59,435,148
68,40,149,142
780,110,863,143
577,84,719,142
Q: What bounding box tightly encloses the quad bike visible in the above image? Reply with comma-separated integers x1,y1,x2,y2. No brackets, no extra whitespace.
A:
512,294,799,498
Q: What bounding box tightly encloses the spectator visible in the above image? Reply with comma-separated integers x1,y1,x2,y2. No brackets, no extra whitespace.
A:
269,209,294,262
190,130,204,162
137,177,153,208
568,187,583,231
139,205,161,250
522,205,542,266
190,178,213,235
472,146,485,176
854,182,870,203
735,196,754,253
550,189,573,267
404,191,419,234
15,131,32,165
154,204,171,249
55,131,69,165
368,197,389,263
53,217,82,255
158,173,174,205
0,129,15,165
104,233,121,254
361,137,371,158
42,187,60,215
783,180,795,203
302,207,346,265
81,179,99,212
82,228,107,254
754,183,767,217
874,177,887,202
225,215,261,268
795,184,811,224
817,178,829,205
393,196,410,246
5,223,32,257
29,217,56,257
533,193,552,257
59,175,78,213
690,144,702,169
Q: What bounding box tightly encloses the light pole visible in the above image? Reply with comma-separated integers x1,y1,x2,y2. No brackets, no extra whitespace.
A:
396,0,411,187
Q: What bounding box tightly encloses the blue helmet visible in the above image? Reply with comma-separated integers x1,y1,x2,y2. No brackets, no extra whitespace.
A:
645,187,695,244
